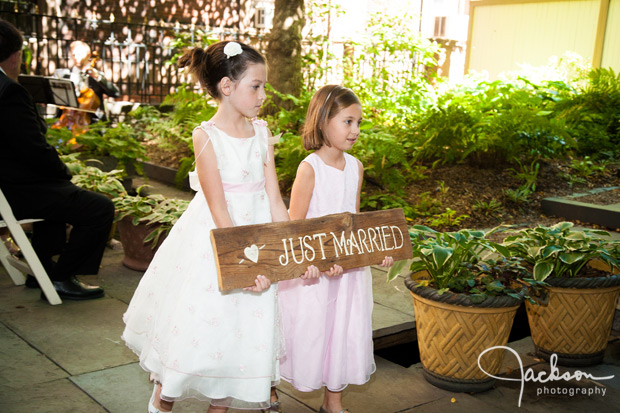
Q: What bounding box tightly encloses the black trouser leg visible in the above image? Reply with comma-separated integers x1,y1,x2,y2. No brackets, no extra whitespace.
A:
7,183,115,282
31,220,65,275
51,189,114,281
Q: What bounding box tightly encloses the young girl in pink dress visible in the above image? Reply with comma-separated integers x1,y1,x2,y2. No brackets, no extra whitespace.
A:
121,41,319,413
278,85,393,413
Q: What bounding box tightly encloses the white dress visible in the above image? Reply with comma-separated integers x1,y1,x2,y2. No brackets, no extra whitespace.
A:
122,119,282,410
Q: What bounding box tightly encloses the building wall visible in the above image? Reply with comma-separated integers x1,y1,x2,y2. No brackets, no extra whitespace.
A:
466,0,618,79
601,0,620,69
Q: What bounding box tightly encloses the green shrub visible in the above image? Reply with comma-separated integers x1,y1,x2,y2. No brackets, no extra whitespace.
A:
556,68,620,157
410,79,574,166
46,120,148,175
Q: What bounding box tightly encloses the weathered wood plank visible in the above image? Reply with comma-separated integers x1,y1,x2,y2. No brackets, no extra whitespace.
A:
211,209,412,291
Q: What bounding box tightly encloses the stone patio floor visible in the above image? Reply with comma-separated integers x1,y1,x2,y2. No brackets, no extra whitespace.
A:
1,178,619,412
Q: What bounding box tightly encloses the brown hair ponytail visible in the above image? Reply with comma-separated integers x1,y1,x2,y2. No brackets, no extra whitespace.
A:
178,41,265,100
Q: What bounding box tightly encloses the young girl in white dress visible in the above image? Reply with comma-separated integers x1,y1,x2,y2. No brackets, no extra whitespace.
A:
122,41,319,413
278,85,393,413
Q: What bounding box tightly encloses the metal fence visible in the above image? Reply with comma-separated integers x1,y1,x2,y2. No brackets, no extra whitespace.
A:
1,10,268,104
1,8,436,107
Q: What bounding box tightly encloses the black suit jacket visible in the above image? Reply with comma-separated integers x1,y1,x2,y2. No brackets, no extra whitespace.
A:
0,70,77,217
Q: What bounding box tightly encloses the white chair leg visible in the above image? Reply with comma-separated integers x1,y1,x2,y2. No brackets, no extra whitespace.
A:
0,188,61,305
0,237,26,285
9,226,61,305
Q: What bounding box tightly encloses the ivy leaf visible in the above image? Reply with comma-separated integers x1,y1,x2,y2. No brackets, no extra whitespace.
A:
469,294,487,303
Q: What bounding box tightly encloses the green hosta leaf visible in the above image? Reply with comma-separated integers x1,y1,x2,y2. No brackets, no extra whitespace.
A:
437,288,450,295
552,222,574,231
527,245,545,258
408,261,428,275
588,229,612,237
559,252,585,264
432,245,453,269
411,225,436,234
386,259,408,282
533,261,553,281
566,231,586,240
540,245,563,258
494,243,511,257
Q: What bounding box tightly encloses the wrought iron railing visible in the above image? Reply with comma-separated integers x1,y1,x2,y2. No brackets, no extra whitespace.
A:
1,10,267,104
1,9,433,106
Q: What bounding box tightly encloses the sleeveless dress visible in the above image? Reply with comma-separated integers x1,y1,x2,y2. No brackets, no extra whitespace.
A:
278,152,375,392
122,119,282,410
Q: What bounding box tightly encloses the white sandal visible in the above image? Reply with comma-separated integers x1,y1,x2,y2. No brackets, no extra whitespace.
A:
148,384,165,413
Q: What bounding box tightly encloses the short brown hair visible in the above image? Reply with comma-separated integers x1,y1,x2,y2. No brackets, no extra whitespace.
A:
302,85,361,151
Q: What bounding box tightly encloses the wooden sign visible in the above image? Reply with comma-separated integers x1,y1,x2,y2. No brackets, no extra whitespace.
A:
210,209,412,291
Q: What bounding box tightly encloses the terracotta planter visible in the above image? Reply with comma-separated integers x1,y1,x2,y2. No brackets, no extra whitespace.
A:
405,278,520,393
526,274,620,367
117,217,165,271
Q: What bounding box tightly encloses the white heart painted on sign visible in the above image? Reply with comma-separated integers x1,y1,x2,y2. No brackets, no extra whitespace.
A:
244,244,259,263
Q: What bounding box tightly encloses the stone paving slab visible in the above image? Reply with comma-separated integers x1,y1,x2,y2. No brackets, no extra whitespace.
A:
370,267,416,339
0,378,106,413
72,361,317,413
399,392,506,412
0,322,67,388
0,272,51,314
500,336,540,371
97,247,144,305
0,296,135,376
474,364,620,412
2,177,620,412
71,362,148,413
276,356,453,412
476,337,620,411
604,338,620,367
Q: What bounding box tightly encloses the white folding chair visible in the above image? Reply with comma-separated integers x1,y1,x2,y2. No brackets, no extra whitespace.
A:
0,187,61,305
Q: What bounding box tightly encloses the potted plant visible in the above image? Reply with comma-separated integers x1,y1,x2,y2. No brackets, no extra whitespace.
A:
504,221,620,366
62,154,128,199
388,225,544,393
48,121,148,178
62,154,127,243
113,187,189,271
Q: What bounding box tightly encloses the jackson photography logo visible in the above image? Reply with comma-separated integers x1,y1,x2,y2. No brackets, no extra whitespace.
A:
477,346,615,408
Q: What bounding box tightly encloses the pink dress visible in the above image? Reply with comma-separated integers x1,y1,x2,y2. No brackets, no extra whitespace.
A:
278,152,375,392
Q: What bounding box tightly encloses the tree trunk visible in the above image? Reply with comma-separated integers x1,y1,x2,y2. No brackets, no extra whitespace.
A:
264,0,305,114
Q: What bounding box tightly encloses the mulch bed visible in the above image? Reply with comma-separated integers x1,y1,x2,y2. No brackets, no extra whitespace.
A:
573,187,620,206
395,159,619,231
144,143,620,232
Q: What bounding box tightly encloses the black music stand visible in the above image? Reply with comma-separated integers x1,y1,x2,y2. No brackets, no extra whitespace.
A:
18,75,79,108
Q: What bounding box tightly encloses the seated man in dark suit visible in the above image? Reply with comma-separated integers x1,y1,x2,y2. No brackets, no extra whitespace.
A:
54,40,120,122
0,19,114,300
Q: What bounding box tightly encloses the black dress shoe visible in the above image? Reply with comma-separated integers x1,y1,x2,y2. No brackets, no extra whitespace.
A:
42,276,105,301
25,275,40,289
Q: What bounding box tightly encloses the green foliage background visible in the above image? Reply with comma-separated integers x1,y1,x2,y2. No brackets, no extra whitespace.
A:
45,7,620,229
